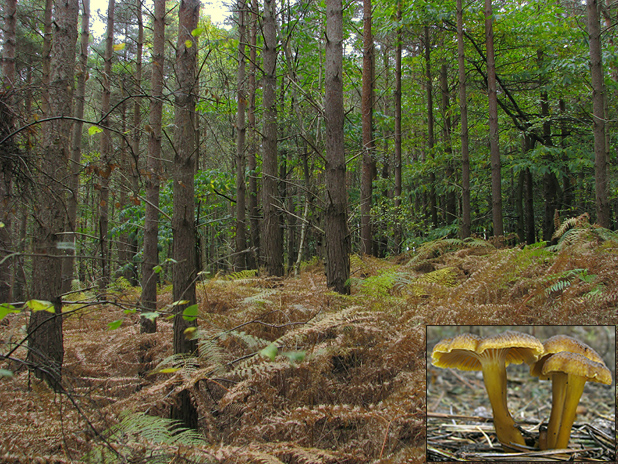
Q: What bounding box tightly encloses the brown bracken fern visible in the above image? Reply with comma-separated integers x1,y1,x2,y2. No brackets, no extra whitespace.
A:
1,233,616,462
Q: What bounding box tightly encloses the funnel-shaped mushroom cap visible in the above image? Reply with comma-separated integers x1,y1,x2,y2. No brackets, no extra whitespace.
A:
432,331,543,370
432,333,482,370
542,351,612,385
477,331,544,365
531,335,605,379
431,331,543,450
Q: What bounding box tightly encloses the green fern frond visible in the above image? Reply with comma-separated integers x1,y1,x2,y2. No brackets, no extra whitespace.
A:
546,279,572,295
110,412,206,445
544,268,597,296
359,268,402,296
84,413,209,463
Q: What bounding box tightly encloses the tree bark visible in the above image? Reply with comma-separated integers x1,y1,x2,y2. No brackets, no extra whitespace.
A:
457,0,471,238
424,26,437,227
485,0,503,236
360,0,375,255
324,0,350,294
394,0,403,251
63,0,90,294
171,0,200,428
440,63,457,225
125,0,143,285
28,0,79,391
141,0,166,334
41,0,53,118
587,0,610,228
0,0,18,302
98,0,115,289
261,0,284,276
246,0,259,269
523,135,535,244
234,0,248,271
540,87,561,241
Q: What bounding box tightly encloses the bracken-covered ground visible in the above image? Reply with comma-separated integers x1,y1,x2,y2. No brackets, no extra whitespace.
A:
0,224,617,463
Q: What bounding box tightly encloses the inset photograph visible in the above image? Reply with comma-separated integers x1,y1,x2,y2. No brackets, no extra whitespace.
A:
427,325,616,461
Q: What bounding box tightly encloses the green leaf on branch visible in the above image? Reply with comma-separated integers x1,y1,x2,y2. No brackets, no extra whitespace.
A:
182,304,198,321
26,299,54,313
153,265,163,274
185,40,193,48
172,299,190,306
0,369,13,378
107,319,123,330
0,303,20,320
260,343,278,361
141,312,159,321
88,125,103,136
113,43,126,51
191,27,205,37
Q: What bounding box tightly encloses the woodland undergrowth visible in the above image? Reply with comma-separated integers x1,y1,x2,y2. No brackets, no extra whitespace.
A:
0,223,617,463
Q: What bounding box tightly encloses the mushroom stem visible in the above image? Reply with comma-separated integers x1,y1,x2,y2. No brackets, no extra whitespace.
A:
481,360,526,449
553,376,587,450
545,373,567,449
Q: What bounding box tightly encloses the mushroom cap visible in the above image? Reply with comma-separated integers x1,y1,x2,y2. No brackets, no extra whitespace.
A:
531,334,606,379
477,331,544,365
431,333,482,371
541,351,612,385
431,331,543,371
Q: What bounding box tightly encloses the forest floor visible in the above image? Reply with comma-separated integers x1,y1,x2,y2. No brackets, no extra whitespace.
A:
0,224,617,463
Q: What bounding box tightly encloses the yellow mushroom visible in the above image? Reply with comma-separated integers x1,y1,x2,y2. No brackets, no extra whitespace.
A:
530,335,606,449
432,331,543,451
541,351,612,450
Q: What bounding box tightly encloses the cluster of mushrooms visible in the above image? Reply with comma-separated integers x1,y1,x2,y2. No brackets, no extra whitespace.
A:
431,331,613,451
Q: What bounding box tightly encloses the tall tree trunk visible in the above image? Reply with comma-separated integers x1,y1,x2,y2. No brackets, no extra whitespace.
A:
485,0,503,236
525,167,535,243
246,0,259,269
98,0,115,289
141,0,166,333
457,0,471,238
587,0,610,228
394,0,403,251
360,0,375,255
440,63,457,225
559,99,573,211
27,0,79,391
261,0,283,276
171,0,199,428
41,0,53,117
424,26,437,227
235,0,248,271
523,135,535,244
125,0,143,285
0,0,17,303
540,86,561,241
325,0,350,293
62,0,90,294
